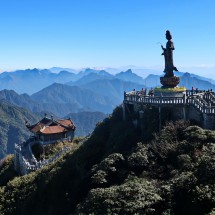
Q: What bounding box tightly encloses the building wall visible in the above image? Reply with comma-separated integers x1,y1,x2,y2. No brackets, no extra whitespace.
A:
36,131,75,142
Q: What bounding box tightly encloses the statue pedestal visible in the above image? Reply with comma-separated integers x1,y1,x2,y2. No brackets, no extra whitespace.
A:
154,86,186,97
160,76,180,88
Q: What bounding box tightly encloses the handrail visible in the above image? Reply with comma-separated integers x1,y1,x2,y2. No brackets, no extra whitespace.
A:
125,93,185,104
124,90,215,115
203,92,215,104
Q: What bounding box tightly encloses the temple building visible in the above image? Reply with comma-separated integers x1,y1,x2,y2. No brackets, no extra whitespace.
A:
26,115,76,143
14,115,76,175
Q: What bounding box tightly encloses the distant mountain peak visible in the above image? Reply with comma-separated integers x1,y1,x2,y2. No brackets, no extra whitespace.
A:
125,69,133,73
115,69,144,84
117,69,133,75
183,72,191,77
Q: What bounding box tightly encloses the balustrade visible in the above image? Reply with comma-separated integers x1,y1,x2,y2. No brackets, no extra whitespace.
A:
124,90,215,115
16,146,72,175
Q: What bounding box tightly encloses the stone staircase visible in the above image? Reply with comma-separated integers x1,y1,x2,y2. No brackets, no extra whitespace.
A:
14,141,72,175
188,92,215,114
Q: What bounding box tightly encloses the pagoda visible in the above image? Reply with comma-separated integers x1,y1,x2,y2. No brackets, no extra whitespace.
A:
26,114,76,142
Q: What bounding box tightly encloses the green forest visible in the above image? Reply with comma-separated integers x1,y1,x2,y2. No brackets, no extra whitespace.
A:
0,106,214,215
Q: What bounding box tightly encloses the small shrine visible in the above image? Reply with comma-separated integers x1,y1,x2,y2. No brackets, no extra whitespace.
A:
26,114,76,142
14,115,76,175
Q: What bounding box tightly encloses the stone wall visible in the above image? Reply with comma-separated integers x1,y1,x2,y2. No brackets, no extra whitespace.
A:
14,143,71,175
185,106,203,126
124,102,215,130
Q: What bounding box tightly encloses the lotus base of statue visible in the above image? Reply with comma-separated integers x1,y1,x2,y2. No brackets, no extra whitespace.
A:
160,76,180,88
154,86,186,97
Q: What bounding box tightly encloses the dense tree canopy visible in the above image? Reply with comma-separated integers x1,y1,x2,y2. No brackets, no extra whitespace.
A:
0,107,214,214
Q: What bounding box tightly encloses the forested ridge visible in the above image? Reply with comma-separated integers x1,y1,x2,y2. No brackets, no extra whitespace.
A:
0,107,214,215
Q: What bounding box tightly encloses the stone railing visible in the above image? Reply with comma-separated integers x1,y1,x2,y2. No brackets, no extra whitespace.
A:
36,147,71,169
203,92,215,104
124,92,185,105
187,96,215,114
14,143,72,175
124,90,215,115
186,89,206,96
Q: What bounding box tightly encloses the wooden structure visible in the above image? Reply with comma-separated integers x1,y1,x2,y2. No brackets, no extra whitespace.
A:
15,115,76,175
26,116,76,143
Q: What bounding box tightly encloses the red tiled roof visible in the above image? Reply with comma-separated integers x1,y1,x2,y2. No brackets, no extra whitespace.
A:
57,119,74,127
31,124,44,133
27,117,76,134
40,125,67,134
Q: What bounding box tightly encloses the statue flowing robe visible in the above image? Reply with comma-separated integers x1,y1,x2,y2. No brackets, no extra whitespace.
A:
162,40,177,77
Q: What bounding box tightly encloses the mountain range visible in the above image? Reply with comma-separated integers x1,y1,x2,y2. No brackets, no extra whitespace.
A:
0,67,215,159
31,83,114,114
0,68,215,95
0,85,114,116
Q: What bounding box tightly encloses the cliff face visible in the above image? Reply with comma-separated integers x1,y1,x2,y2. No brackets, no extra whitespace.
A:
0,107,214,215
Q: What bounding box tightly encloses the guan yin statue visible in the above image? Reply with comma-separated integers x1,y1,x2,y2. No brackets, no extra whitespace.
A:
160,30,180,88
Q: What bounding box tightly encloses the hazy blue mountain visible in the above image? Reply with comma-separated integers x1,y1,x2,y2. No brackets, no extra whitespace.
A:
68,78,144,102
175,70,215,84
143,74,161,88
54,70,76,83
49,67,79,74
1,67,215,98
0,86,114,117
31,83,114,115
72,68,113,82
143,71,186,88
65,111,107,136
143,72,215,90
68,72,114,86
0,69,76,94
115,69,144,84
0,89,63,116
144,70,215,89
184,72,215,85
0,101,40,159
2,69,215,119
0,90,40,111
0,69,54,94
0,68,115,94
78,68,112,77
180,72,215,90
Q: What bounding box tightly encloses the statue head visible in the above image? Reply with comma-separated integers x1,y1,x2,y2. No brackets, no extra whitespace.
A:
165,30,172,40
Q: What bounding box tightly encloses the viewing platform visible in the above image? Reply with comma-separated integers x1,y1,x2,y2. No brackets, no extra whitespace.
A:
124,89,215,115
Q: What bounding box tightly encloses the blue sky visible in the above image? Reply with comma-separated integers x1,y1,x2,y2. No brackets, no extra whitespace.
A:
0,0,215,75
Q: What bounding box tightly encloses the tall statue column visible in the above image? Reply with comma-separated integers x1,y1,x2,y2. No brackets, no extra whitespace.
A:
161,30,178,77
160,30,180,88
